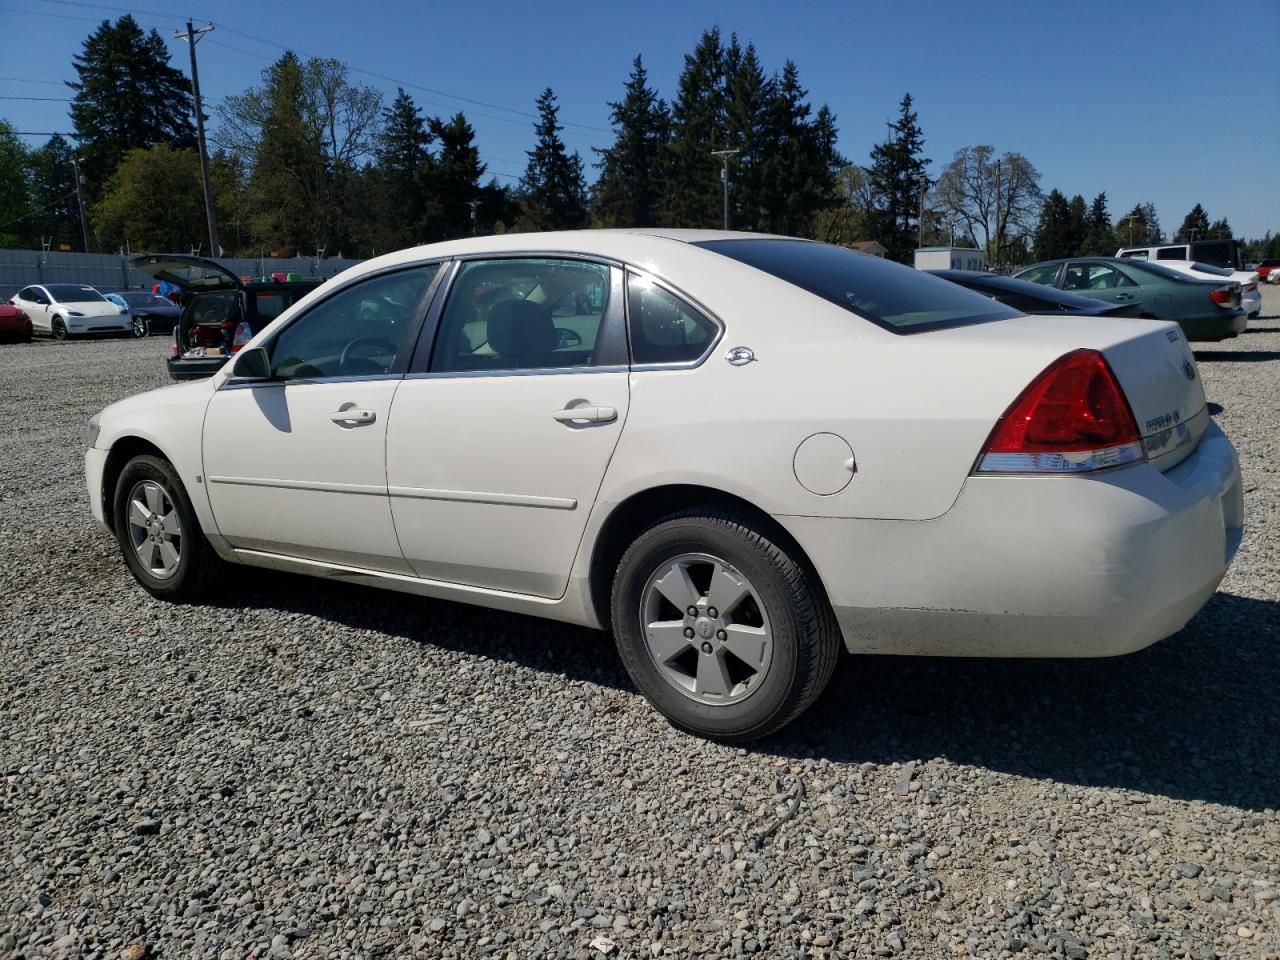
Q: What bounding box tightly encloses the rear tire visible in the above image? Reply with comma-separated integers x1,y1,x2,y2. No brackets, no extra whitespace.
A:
113,454,223,602
131,315,148,338
52,317,68,340
610,508,841,742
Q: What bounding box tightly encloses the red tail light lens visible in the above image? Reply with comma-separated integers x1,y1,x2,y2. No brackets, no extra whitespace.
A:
230,321,253,353
1209,287,1233,305
977,349,1144,474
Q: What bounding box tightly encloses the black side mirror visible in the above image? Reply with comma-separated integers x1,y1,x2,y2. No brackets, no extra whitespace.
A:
229,346,271,381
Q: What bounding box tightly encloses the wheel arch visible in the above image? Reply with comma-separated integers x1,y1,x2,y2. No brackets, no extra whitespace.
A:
100,436,170,533
586,483,830,630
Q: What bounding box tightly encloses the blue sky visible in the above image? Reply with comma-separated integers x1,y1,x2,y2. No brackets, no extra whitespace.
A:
3,0,1278,239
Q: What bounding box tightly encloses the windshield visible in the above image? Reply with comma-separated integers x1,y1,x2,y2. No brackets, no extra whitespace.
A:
45,284,106,303
694,239,1020,332
118,291,173,306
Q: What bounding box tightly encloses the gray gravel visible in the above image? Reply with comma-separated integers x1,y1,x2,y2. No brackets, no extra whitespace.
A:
2,293,1278,959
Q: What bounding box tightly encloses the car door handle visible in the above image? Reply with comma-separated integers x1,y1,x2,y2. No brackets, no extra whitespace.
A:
553,405,617,424
1115,293,1134,301
330,408,376,425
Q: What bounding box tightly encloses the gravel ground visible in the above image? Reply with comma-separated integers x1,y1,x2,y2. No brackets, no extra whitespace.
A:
1,293,1278,960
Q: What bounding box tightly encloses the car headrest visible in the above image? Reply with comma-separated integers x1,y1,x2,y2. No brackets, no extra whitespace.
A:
487,299,556,358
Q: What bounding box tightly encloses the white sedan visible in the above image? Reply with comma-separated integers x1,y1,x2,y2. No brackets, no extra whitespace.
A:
11,282,132,338
85,231,1244,740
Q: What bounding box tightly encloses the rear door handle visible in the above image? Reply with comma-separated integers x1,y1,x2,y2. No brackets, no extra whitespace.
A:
330,408,376,425
553,405,617,424
1115,293,1134,301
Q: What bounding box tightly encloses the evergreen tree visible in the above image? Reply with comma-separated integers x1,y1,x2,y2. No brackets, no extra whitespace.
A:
592,55,670,228
369,88,434,250
1208,217,1232,239
1080,192,1114,255
867,93,929,261
662,28,727,227
1033,188,1074,260
721,38,771,231
427,112,489,239
69,15,196,196
1174,203,1211,242
517,88,588,231
1066,194,1088,256
757,62,838,236
26,134,80,249
1114,202,1162,247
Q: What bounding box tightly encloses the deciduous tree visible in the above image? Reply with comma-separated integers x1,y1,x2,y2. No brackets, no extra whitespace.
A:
933,145,1040,263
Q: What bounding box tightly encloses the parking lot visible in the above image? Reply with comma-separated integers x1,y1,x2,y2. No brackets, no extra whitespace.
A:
1,293,1277,959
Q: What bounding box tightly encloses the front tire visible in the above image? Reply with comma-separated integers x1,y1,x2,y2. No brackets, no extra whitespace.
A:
52,317,68,340
113,454,222,601
131,315,148,338
610,509,840,741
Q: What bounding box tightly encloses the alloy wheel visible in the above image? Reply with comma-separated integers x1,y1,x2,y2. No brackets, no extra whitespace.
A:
126,480,183,579
132,315,148,338
640,552,773,705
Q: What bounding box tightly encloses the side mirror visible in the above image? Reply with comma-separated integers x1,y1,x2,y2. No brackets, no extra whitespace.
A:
229,346,271,381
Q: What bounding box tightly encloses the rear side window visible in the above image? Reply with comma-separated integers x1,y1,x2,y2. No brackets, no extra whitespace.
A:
627,273,719,364
1156,247,1188,261
254,291,289,322
1119,250,1149,261
696,239,1018,332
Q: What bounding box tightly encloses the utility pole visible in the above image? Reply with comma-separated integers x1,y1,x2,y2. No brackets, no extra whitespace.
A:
711,149,740,230
176,21,220,257
917,173,928,250
466,199,481,236
993,159,1002,271
70,155,90,253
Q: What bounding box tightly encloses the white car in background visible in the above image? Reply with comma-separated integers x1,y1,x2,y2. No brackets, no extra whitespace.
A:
85,231,1244,740
10,283,132,339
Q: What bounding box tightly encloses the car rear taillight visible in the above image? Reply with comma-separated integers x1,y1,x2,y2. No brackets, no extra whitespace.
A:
1209,287,1233,305
977,349,1144,474
230,322,253,353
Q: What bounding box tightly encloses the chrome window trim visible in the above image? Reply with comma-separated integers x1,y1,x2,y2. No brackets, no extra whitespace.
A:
219,372,403,391
404,363,629,381
624,268,725,371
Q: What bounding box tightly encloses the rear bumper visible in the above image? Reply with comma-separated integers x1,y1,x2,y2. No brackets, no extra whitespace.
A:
1179,309,1247,341
783,421,1243,658
166,355,227,381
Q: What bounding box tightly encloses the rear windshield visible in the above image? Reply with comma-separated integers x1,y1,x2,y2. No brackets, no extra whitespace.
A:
694,239,1019,332
45,284,105,303
119,291,173,306
1188,240,1237,269
1121,260,1203,282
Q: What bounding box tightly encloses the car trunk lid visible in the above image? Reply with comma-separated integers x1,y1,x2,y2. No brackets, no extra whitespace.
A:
931,314,1207,472
130,254,244,292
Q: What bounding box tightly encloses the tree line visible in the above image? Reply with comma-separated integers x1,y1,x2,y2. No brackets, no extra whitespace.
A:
2,15,1276,268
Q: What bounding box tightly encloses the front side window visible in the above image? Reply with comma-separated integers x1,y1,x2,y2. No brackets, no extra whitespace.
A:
430,258,610,373
18,286,41,302
695,238,1018,332
270,265,439,380
44,284,106,304
627,273,720,364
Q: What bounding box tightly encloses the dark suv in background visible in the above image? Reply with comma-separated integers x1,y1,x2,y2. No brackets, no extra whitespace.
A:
130,255,324,381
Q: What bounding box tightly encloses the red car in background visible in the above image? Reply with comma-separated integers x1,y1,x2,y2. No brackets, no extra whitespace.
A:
0,302,33,343
1255,258,1280,281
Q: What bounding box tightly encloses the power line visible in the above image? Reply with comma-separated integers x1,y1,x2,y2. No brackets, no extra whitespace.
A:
0,76,69,86
0,96,73,102
18,0,610,136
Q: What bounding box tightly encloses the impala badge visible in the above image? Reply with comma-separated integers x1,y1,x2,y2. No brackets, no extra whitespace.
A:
726,345,756,366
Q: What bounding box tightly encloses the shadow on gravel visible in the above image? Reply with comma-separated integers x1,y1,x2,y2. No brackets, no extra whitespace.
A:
1193,350,1280,362
1246,326,1280,334
207,575,1279,811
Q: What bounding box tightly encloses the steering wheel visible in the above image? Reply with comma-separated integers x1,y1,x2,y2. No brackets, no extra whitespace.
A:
339,337,397,374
